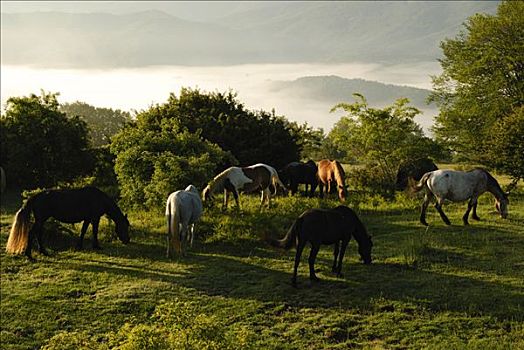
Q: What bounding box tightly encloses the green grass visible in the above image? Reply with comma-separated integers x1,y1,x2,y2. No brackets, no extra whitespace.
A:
1,178,524,349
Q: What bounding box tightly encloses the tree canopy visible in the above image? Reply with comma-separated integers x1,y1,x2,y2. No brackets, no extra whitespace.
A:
0,92,92,189
328,94,446,192
151,88,301,169
60,101,131,147
430,1,524,166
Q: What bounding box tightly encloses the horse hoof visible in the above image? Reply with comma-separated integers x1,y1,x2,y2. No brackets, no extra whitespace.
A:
39,249,50,256
473,216,481,221
310,276,321,283
421,221,429,227
445,221,452,226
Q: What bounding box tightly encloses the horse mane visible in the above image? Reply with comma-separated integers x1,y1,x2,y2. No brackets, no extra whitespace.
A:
332,160,346,185
206,168,231,195
475,168,506,199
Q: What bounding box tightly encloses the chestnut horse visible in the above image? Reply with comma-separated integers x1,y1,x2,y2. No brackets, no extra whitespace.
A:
317,159,347,201
202,163,286,210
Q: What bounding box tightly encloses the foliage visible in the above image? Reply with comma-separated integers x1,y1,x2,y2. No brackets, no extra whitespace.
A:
149,88,300,169
485,106,524,184
110,109,233,209
0,91,93,189
430,1,524,165
60,101,131,147
328,94,446,194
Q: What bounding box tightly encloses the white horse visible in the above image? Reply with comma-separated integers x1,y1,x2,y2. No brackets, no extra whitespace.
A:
202,163,286,210
413,169,509,226
165,184,203,257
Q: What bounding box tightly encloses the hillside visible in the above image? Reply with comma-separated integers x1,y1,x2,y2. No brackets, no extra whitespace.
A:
1,2,498,68
269,76,432,108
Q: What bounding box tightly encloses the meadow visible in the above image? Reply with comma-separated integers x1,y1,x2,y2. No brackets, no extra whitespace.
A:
1,173,523,349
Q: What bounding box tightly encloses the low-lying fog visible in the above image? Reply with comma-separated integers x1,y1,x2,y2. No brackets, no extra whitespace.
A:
1,61,441,133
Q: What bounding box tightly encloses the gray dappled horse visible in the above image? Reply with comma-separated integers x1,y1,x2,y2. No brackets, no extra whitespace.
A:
413,169,509,226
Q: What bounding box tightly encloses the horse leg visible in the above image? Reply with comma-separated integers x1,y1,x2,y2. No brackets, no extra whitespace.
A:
435,199,451,225
336,240,350,278
318,183,324,198
180,223,188,255
420,193,431,226
308,243,321,283
24,225,38,261
189,223,195,247
292,241,305,287
222,189,229,211
91,217,102,249
34,221,49,256
463,198,474,225
77,220,90,250
232,190,241,211
332,242,340,273
472,199,480,221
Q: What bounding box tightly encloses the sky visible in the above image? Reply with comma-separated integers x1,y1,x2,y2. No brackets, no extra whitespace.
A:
0,1,497,133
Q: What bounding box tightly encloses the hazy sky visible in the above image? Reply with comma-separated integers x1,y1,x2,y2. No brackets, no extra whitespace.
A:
0,1,497,132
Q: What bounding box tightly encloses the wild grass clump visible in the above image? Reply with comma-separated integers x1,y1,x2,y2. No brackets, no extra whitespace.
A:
42,299,254,350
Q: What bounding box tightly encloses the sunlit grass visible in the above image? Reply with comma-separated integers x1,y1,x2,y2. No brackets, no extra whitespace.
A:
1,179,523,349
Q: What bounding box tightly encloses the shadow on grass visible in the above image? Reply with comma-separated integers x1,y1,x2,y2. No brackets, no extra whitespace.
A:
56,240,524,323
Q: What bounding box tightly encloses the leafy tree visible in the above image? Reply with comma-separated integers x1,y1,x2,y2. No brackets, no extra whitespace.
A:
60,101,131,147
0,91,92,189
151,88,300,169
329,94,446,193
430,1,524,164
486,107,524,186
110,106,234,209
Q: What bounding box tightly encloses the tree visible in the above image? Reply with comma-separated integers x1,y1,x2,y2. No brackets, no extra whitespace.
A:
329,94,446,193
110,107,234,209
430,1,524,164
60,101,131,147
151,88,300,169
0,91,93,189
486,107,524,186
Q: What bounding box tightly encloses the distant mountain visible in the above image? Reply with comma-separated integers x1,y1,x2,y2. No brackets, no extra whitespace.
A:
269,76,432,109
1,2,498,68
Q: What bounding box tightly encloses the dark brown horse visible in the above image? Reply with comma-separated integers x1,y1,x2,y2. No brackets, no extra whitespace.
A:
6,187,130,260
317,159,347,201
202,163,286,210
279,160,318,197
395,158,438,191
267,205,372,287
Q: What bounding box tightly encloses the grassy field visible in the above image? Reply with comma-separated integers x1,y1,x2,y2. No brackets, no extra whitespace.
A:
1,175,523,349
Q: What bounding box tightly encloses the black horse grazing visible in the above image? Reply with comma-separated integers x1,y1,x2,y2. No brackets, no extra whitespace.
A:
279,160,318,197
6,187,130,260
395,158,438,191
268,205,372,287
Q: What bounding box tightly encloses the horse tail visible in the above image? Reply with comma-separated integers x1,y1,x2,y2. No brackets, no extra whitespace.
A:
6,200,33,255
166,198,182,255
267,217,302,250
413,172,432,193
271,173,286,195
